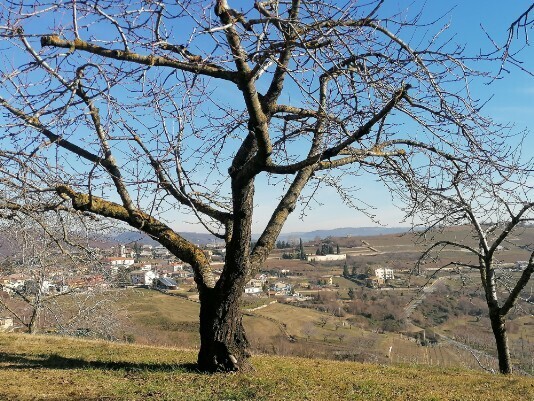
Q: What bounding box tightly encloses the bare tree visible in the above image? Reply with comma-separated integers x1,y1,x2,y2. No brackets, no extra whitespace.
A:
0,1,514,371
45,288,128,341
388,145,533,374
0,213,105,334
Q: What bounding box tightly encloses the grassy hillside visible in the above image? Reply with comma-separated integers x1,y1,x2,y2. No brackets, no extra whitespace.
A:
1,333,532,401
114,289,509,371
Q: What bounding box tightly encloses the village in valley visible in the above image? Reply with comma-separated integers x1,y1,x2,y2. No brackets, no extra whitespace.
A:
1,227,533,374
0,232,410,308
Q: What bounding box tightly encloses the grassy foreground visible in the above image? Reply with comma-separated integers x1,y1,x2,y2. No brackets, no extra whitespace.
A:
0,333,532,401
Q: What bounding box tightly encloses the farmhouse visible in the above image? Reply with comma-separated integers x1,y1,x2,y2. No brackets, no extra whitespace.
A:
130,270,158,286
375,267,394,280
306,254,347,262
244,286,262,294
244,278,264,294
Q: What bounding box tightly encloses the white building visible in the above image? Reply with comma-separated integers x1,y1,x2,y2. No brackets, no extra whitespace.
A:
244,286,262,294
105,257,135,266
306,254,347,262
0,317,13,332
130,270,158,286
375,267,394,280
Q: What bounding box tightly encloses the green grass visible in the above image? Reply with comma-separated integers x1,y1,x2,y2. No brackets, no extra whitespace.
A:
0,332,532,401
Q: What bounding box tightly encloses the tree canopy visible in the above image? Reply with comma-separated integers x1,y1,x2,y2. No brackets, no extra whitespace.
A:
0,0,528,372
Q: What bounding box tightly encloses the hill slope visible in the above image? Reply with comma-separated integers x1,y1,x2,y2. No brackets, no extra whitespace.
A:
1,333,532,401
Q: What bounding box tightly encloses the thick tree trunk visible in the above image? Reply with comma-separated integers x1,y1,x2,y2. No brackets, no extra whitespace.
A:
197,287,250,372
196,177,254,372
489,309,512,374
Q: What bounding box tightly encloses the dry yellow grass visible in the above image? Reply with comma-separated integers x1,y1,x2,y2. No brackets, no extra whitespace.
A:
110,290,520,371
0,332,532,401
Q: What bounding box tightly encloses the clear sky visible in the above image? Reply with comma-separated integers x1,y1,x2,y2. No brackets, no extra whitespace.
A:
1,1,532,235
245,1,534,234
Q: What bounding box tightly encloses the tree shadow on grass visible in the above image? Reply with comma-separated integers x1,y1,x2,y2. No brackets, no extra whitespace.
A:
0,352,201,373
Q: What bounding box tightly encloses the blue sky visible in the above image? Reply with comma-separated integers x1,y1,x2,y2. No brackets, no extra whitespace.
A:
0,1,532,235
250,1,534,233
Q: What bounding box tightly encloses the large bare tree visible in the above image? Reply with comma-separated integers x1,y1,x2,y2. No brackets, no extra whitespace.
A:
0,0,513,371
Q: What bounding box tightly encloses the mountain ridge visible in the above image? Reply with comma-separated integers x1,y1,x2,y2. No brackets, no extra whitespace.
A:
112,226,412,246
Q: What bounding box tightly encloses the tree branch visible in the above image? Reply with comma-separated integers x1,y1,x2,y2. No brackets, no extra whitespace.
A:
55,185,215,289
264,85,410,174
0,96,102,166
501,253,534,315
40,36,238,83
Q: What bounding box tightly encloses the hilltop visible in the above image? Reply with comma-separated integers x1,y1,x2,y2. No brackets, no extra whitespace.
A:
1,332,532,401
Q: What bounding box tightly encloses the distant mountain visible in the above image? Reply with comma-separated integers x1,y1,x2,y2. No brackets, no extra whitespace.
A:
0,226,413,253
275,227,411,242
112,226,411,246
113,231,219,246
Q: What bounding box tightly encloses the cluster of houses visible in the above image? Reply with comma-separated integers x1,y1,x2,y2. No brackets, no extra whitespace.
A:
101,255,191,290
243,274,293,296
0,273,106,296
8,239,528,302
0,243,194,298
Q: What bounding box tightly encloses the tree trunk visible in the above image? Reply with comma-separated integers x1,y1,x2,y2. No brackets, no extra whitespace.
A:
197,287,250,372
196,177,254,372
489,309,512,374
28,304,41,334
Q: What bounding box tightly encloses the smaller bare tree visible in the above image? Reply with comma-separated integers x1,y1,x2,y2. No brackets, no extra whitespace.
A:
45,288,127,341
387,146,533,374
0,208,118,337
301,323,315,342
317,316,330,329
